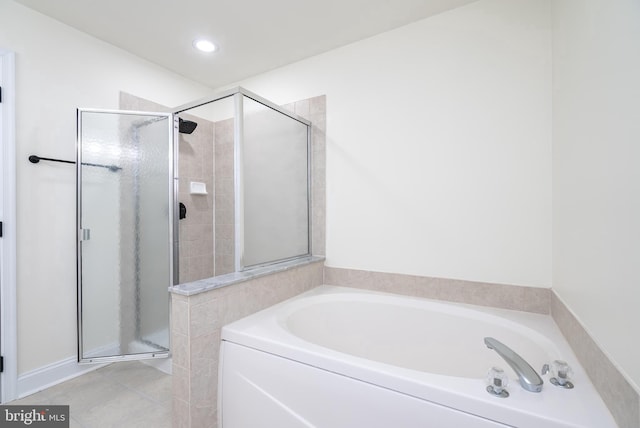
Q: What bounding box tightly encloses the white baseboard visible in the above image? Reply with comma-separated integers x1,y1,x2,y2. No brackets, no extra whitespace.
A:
16,356,107,399
16,340,172,399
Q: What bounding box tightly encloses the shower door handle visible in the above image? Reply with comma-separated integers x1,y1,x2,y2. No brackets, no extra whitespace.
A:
80,229,91,241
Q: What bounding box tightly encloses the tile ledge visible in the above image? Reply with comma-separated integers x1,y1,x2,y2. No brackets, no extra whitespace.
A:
169,256,325,296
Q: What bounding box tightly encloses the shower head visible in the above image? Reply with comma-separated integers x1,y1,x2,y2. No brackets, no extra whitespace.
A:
179,118,198,134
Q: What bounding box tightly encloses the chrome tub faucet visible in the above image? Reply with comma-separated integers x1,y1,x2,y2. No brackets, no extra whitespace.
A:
484,337,544,393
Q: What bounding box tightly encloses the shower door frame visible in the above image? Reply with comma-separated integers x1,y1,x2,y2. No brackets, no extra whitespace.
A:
76,108,174,364
172,86,313,274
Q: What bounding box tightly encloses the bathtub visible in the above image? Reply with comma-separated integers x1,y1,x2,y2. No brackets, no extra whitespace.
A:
219,286,616,428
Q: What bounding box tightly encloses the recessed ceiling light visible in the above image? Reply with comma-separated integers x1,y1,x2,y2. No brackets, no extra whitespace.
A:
193,39,217,53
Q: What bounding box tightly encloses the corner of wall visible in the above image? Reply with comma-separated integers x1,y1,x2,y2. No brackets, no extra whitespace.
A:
551,290,640,428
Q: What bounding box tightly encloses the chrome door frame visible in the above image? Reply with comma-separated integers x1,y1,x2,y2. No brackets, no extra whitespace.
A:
172,87,313,273
76,108,173,364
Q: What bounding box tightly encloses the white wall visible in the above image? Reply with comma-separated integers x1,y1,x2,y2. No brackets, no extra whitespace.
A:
0,0,209,375
230,0,552,288
552,0,640,390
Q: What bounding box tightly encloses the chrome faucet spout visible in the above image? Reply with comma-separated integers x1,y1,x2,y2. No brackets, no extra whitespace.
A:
484,337,543,393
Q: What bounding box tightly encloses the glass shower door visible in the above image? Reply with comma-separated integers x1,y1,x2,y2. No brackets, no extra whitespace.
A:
77,109,173,363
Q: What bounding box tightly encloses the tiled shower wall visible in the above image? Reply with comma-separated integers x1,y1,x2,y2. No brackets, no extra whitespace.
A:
122,93,326,284
177,115,214,283
213,118,234,276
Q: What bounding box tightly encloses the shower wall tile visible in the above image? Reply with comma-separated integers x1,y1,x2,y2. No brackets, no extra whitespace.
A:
178,114,215,283
551,292,639,428
323,266,550,314
281,102,295,113
214,118,235,276
170,259,324,428
294,99,310,118
310,95,326,116
119,93,170,113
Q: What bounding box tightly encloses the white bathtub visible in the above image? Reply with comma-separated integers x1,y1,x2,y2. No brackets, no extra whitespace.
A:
219,286,616,428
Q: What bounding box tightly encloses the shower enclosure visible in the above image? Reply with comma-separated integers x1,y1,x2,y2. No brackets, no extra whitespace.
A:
77,109,173,362
77,88,312,363
173,88,311,280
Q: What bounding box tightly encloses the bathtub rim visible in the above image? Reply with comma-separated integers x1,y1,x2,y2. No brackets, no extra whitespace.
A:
276,289,563,378
221,285,617,428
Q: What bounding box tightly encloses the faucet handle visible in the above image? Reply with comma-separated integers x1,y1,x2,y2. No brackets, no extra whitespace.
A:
544,360,574,389
486,367,510,398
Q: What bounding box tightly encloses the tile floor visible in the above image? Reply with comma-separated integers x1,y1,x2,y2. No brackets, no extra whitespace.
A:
9,361,171,427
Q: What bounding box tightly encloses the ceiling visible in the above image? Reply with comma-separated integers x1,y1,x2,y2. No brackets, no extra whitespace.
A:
14,0,477,88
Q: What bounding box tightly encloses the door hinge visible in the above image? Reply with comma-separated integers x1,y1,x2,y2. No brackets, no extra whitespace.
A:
80,228,90,241
0,86,2,103
0,356,4,373
0,221,3,237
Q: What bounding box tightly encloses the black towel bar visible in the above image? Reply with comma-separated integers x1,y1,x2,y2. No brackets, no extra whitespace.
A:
28,155,122,172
